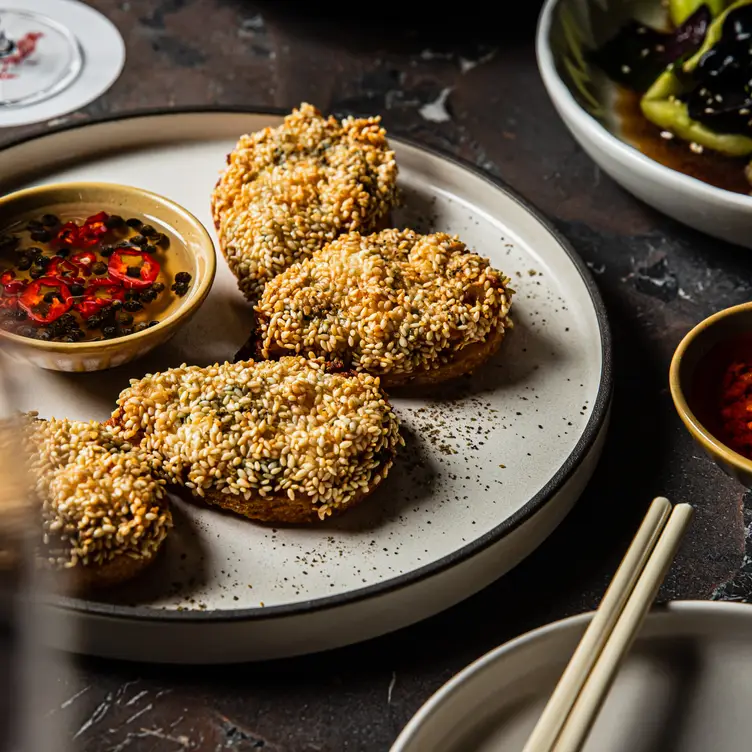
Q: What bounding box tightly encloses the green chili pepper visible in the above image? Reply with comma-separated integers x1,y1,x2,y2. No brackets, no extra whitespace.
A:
641,0,752,157
642,68,752,156
669,0,731,26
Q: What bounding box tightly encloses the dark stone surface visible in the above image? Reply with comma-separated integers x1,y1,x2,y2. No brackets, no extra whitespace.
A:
2,1,752,749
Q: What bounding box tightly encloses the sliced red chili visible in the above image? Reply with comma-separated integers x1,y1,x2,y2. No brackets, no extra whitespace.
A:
3,279,26,296
70,251,97,276
0,270,25,296
76,212,109,248
55,222,80,247
47,257,84,284
75,280,125,318
108,249,160,289
19,277,73,324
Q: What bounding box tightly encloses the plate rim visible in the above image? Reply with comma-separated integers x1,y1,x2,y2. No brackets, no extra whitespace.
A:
390,600,752,751
2,106,614,623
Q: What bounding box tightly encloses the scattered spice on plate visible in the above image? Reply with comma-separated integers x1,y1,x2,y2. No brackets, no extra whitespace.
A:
0,211,193,342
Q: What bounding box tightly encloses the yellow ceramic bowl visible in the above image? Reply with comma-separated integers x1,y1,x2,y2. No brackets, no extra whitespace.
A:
0,182,216,372
670,302,752,488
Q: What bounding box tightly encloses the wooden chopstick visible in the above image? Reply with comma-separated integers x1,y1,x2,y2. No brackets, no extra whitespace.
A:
521,497,692,752
550,502,693,752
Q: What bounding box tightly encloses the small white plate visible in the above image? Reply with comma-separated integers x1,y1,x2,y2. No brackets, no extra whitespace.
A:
392,601,752,752
0,109,611,663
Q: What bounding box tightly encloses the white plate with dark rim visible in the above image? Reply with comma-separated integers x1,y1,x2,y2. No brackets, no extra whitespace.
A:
0,108,612,663
391,601,752,752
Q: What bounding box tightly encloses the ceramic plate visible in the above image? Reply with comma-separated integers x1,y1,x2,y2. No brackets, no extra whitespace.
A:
392,601,752,751
0,109,612,663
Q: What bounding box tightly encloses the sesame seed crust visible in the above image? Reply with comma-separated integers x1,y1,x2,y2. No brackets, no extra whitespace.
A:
211,102,399,302
109,356,403,523
23,416,171,582
250,229,514,386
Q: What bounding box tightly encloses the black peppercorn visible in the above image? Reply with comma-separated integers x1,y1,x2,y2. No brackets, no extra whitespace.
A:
69,283,85,297
134,322,149,333
119,326,134,337
141,224,158,238
34,255,49,268
126,265,141,278
175,271,192,284
156,233,170,249
102,325,117,338
118,312,134,326
139,289,157,303
30,230,52,243
92,261,108,275
85,315,102,329
35,329,52,341
110,300,123,311
16,254,32,271
124,300,143,312
130,235,147,247
149,320,159,327
40,214,59,227
0,235,19,253
105,214,125,229
151,281,165,293
26,247,44,260
26,220,43,232
144,244,157,254
125,218,143,229
100,245,115,258
29,266,44,280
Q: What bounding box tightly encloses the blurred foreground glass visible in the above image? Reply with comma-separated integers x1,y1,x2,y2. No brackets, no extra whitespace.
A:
0,355,77,752
0,8,82,108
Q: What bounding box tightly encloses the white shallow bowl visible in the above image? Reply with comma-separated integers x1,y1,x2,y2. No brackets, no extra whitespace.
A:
536,0,752,248
392,601,752,752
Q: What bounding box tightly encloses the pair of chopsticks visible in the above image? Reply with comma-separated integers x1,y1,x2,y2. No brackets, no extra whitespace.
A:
521,497,693,752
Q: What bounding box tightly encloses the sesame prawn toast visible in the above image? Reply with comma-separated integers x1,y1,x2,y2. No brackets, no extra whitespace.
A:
246,229,514,387
24,416,171,592
110,357,403,524
211,102,399,302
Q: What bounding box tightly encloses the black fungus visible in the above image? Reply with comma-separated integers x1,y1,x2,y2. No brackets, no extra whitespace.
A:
688,5,752,135
592,6,710,92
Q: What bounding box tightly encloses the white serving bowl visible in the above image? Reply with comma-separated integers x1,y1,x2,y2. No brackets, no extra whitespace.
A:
536,0,752,248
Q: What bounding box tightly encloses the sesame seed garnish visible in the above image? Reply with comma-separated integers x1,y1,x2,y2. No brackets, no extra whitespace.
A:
211,103,399,302
253,229,514,382
24,417,171,571
110,357,403,520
